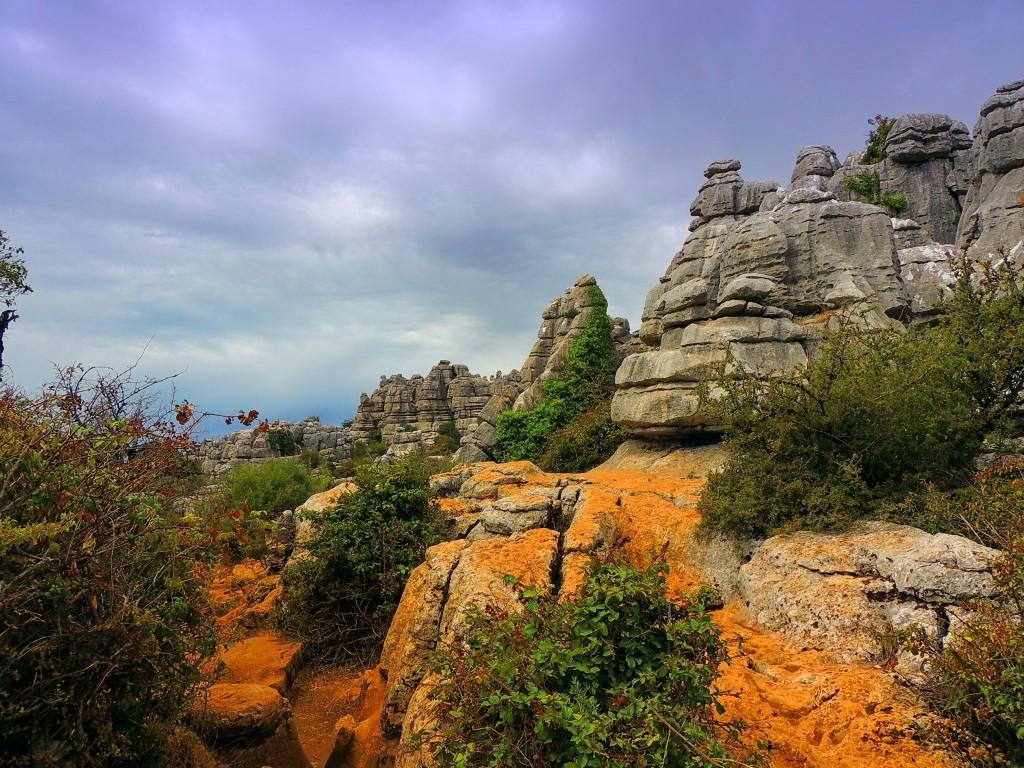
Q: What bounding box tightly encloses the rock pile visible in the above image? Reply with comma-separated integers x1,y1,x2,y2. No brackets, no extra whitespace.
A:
199,417,352,476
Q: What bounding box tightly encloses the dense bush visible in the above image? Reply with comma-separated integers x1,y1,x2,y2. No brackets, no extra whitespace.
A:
496,284,618,468
699,253,1024,539
221,457,330,515
267,427,298,456
278,453,444,662
426,560,756,767
0,389,216,767
538,397,625,472
842,170,908,216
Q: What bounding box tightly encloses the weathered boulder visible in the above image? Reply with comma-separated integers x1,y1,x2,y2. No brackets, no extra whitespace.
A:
957,78,1024,262
738,522,999,666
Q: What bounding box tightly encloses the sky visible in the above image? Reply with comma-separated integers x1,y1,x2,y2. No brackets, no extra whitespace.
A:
1,0,1022,436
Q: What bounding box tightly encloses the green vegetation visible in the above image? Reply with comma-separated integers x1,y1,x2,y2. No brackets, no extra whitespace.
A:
496,284,624,470
267,426,299,456
901,459,1024,765
860,114,896,164
842,170,909,216
0,387,215,767
426,560,758,768
698,253,1024,539
278,453,444,662
222,457,331,516
538,399,626,473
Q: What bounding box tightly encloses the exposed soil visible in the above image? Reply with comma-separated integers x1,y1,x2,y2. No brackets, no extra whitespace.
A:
289,665,365,767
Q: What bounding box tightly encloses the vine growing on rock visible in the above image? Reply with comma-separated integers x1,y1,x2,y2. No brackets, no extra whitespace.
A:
496,284,623,470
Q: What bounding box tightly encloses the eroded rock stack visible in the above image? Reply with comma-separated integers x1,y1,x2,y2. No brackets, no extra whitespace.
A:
612,77,1024,440
199,417,352,476
350,361,502,455
958,78,1024,261
454,275,644,463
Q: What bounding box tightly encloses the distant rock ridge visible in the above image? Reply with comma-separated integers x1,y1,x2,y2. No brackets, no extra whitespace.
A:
199,417,352,476
454,274,645,464
350,360,503,454
611,77,1024,439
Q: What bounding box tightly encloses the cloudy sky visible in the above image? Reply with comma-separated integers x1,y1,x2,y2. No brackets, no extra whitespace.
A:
2,0,1022,434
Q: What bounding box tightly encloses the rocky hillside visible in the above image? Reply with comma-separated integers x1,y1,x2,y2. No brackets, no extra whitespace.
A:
612,77,1024,439
199,417,352,476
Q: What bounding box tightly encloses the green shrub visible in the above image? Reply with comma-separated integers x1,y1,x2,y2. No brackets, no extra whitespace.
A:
300,449,322,470
698,317,982,538
426,559,757,767
0,391,216,768
538,397,626,472
861,114,896,164
267,427,298,456
496,284,617,466
278,453,444,662
437,420,461,442
842,170,908,216
222,458,330,515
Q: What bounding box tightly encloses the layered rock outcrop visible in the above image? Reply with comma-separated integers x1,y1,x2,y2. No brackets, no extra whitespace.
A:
199,417,352,476
613,77,1024,439
351,361,501,453
454,275,643,463
612,154,907,438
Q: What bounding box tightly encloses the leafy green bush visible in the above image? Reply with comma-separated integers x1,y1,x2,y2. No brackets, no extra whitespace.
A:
222,458,330,515
267,427,298,456
538,397,625,472
278,454,444,662
496,284,617,466
698,317,982,537
700,252,1024,539
0,391,216,768
860,114,896,164
842,170,908,216
426,559,756,767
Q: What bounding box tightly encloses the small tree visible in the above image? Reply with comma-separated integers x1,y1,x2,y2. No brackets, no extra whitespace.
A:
0,229,32,378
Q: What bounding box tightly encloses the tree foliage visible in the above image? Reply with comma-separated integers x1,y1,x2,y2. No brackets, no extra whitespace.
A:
0,381,217,767
496,284,621,469
860,114,896,164
278,453,444,663
0,229,32,377
426,560,758,768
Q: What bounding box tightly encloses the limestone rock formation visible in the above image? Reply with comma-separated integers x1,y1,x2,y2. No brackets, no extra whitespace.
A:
454,275,642,462
351,360,501,453
331,448,988,768
613,156,908,439
957,78,1024,262
829,114,973,246
199,417,352,476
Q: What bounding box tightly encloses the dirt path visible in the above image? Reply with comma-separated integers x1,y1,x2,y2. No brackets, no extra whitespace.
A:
289,665,366,767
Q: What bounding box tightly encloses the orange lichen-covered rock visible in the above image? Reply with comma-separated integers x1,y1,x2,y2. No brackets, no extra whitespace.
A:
214,632,303,695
